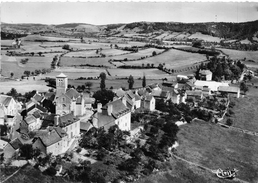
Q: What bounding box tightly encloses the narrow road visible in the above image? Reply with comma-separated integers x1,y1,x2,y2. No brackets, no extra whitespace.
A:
217,123,258,137
2,167,22,183
171,153,250,183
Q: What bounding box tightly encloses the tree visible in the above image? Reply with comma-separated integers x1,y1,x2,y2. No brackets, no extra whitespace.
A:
38,52,42,56
240,82,248,94
99,72,106,90
128,75,134,89
85,82,93,90
7,88,19,99
142,74,146,87
10,73,14,78
24,70,30,77
20,144,34,159
152,51,157,56
226,118,233,126
192,40,202,48
31,52,34,56
93,89,115,105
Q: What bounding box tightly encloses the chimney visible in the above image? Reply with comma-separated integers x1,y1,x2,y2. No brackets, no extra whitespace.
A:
97,103,102,113
54,115,60,126
107,104,113,116
122,97,127,106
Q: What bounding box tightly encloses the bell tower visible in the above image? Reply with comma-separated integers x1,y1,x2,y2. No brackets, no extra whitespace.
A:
56,73,68,97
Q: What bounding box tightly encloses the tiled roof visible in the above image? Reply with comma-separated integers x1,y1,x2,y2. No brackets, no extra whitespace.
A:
94,112,116,130
151,89,162,97
80,122,92,131
160,91,169,98
65,88,80,99
35,127,66,147
32,94,44,103
44,92,56,101
135,94,141,101
25,115,37,125
57,73,67,78
41,114,55,128
148,83,159,89
145,95,154,101
126,90,135,99
32,111,41,119
218,86,240,93
186,90,203,96
114,88,126,98
9,138,22,150
76,96,83,104
27,104,47,114
104,99,130,119
39,130,62,147
58,113,79,127
199,70,212,75
0,95,12,107
84,98,95,104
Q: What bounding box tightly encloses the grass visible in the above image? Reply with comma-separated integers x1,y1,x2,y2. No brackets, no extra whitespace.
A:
224,96,258,132
41,67,107,79
1,56,52,78
124,49,206,69
107,68,172,79
175,119,258,183
189,32,222,42
218,48,258,61
60,57,112,67
111,48,165,60
2,164,75,183
22,35,71,42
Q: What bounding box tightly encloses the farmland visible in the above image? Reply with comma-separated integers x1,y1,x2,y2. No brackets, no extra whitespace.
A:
1,56,52,78
124,49,206,69
218,48,258,61
188,32,222,42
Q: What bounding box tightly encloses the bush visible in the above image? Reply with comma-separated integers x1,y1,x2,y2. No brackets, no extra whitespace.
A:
226,118,233,126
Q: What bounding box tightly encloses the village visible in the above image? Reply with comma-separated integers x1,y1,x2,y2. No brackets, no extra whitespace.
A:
1,53,254,182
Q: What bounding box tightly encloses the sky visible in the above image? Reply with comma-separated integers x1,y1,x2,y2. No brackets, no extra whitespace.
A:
1,2,258,25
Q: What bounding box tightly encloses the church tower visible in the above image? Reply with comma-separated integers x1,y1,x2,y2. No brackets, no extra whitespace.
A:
56,73,68,98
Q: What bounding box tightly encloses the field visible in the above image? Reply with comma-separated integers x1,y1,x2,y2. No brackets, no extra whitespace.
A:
124,49,206,69
22,35,71,42
64,48,130,57
111,48,165,61
218,48,258,61
189,32,222,42
175,119,258,183
41,67,107,79
107,68,172,79
0,79,51,94
225,96,258,132
1,56,52,78
60,57,112,67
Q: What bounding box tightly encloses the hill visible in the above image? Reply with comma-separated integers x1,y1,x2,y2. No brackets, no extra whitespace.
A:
1,20,258,41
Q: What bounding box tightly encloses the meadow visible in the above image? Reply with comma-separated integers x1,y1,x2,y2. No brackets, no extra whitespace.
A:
218,48,258,61
176,119,258,183
111,48,165,61
124,49,206,69
189,32,222,42
1,56,52,78
107,68,172,79
60,57,112,67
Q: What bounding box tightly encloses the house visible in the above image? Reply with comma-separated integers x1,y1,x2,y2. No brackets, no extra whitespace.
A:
3,138,22,160
177,75,189,83
55,113,80,143
55,73,87,117
186,90,203,101
0,94,21,117
27,103,47,115
170,89,187,104
218,86,240,98
194,80,229,92
21,112,42,131
33,127,68,155
142,95,155,111
31,93,45,105
199,70,212,81
93,99,131,131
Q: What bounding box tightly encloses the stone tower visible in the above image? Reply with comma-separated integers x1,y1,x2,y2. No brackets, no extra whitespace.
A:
56,73,68,98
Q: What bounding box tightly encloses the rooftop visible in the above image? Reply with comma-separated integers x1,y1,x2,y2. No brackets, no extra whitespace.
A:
58,113,79,127
218,86,240,93
199,69,212,75
103,99,130,119
0,95,12,107
56,73,67,78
